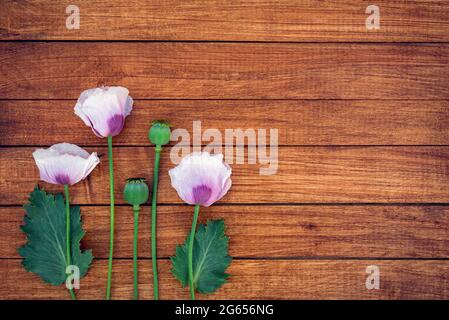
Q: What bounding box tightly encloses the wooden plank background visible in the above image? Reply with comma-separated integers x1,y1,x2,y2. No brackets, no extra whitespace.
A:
1,0,449,300
1,0,449,42
1,43,448,100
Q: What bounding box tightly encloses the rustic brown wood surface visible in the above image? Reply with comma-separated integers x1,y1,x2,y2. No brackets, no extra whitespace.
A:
2,259,449,300
1,0,449,300
3,205,449,259
1,0,449,42
2,146,449,205
1,43,449,100
2,100,449,146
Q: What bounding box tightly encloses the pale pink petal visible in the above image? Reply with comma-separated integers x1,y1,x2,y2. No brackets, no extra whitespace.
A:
168,162,197,205
82,92,123,137
74,86,133,138
82,152,100,179
168,152,232,207
107,87,129,112
50,142,90,158
74,87,103,127
33,154,85,185
33,144,100,185
216,176,232,205
125,96,133,117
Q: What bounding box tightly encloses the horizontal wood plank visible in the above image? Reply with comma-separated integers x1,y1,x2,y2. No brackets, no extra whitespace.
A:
1,259,448,299
1,1,449,42
3,205,449,259
2,99,449,146
1,42,449,99
1,147,449,205
2,0,449,302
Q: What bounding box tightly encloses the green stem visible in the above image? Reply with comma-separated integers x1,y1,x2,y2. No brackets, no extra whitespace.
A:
151,145,161,300
64,185,76,300
106,136,115,300
133,205,140,300
188,204,200,300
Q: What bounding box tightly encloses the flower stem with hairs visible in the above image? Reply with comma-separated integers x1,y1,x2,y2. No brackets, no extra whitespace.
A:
106,136,115,300
148,120,171,300
151,147,161,300
64,184,77,300
188,204,200,300
133,205,140,299
124,178,149,300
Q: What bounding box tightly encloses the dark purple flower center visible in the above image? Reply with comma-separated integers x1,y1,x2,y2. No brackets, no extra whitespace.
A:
55,173,71,185
192,185,212,205
107,114,125,137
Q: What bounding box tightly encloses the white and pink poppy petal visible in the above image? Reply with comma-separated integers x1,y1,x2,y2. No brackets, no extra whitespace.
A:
107,87,129,111
125,96,133,116
33,154,86,185
33,143,100,186
219,176,232,200
168,152,232,207
79,91,124,137
168,163,197,205
74,86,133,138
74,87,103,127
50,142,90,158
82,152,100,179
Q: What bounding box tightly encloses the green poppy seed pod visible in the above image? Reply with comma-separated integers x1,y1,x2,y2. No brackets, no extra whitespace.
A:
124,178,150,206
149,120,171,146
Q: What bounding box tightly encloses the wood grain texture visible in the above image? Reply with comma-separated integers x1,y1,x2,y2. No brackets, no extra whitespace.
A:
1,0,449,42
2,147,449,205
2,0,449,301
1,259,449,299
2,99,449,146
3,205,449,259
1,42,449,99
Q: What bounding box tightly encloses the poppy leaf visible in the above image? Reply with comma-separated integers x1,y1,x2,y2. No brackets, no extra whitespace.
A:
171,219,232,294
18,187,93,286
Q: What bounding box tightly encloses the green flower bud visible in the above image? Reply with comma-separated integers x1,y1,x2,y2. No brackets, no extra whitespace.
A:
149,120,171,146
124,178,150,206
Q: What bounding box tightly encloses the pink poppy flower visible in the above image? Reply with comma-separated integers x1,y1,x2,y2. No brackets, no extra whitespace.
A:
32,143,100,185
74,86,133,138
169,152,232,207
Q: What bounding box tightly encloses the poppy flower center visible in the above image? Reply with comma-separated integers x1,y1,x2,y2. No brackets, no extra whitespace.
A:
192,185,212,205
55,173,71,185
107,114,125,136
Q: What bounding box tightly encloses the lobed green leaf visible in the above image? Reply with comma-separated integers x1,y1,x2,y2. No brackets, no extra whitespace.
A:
18,187,93,286
171,219,232,294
